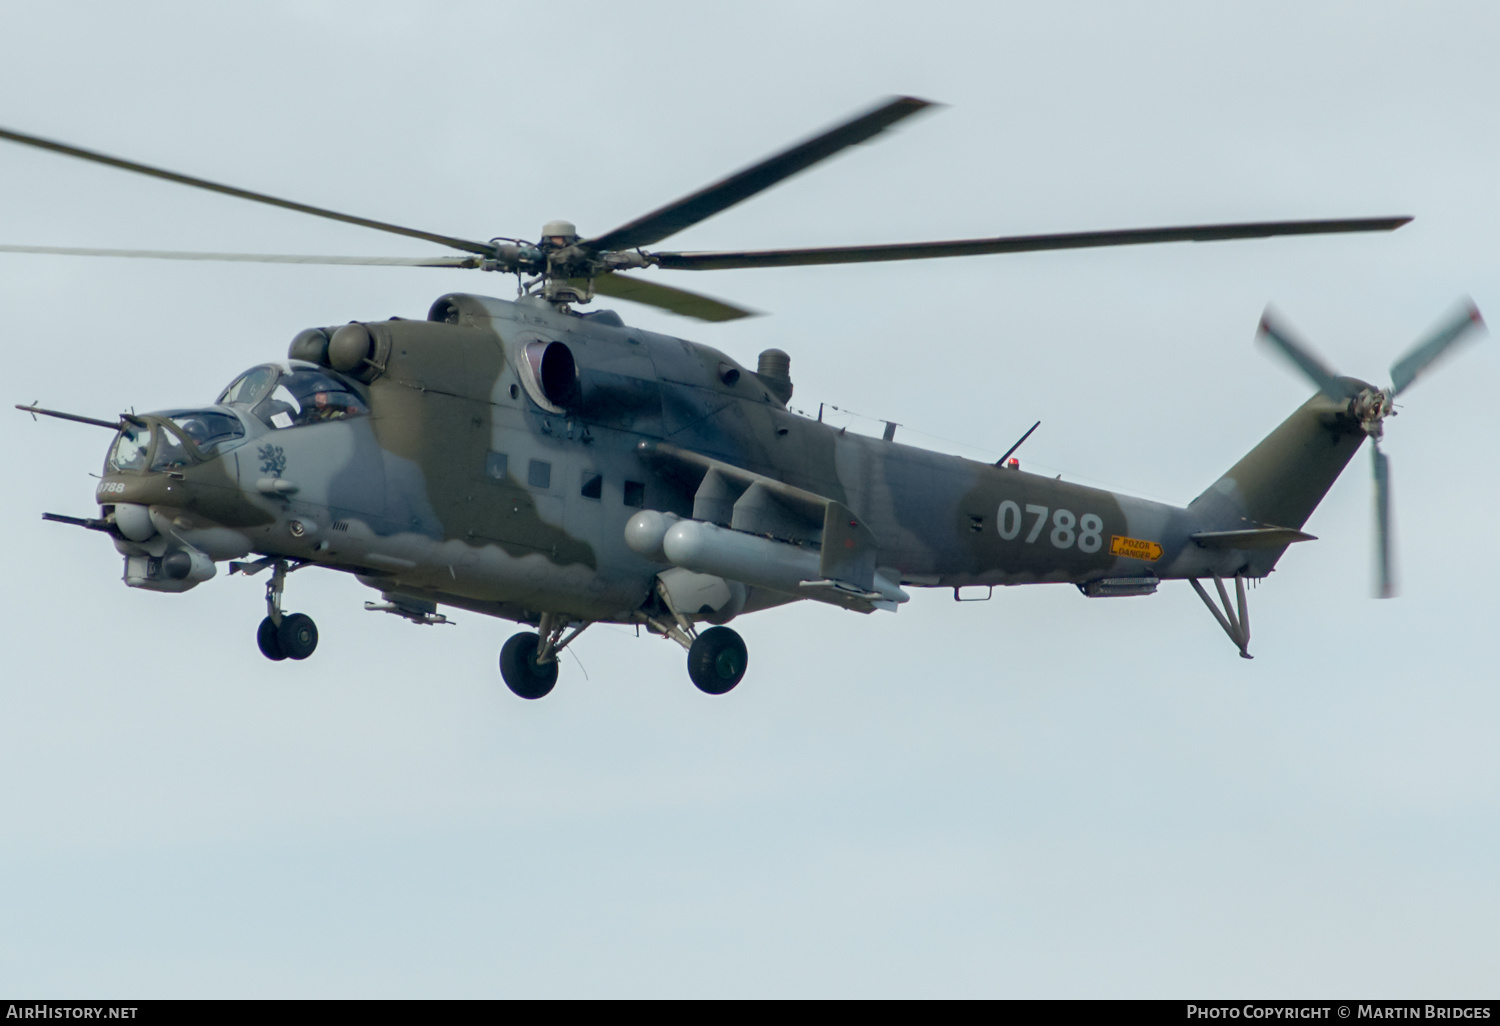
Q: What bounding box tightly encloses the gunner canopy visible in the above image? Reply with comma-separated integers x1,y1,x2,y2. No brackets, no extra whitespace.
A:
106,410,247,473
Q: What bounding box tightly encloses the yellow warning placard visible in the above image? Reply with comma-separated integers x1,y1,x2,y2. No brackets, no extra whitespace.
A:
1110,535,1163,562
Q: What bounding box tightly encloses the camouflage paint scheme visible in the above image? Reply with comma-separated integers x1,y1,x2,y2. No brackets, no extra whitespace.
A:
95,290,1368,636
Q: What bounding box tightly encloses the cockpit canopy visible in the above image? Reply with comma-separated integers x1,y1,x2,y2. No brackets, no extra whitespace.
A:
107,409,247,473
104,364,371,475
218,362,368,429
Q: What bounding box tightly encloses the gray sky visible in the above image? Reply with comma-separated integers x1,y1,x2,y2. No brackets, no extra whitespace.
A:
1,0,1496,998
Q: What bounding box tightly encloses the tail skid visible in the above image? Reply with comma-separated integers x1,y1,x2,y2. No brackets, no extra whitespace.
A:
1190,575,1253,659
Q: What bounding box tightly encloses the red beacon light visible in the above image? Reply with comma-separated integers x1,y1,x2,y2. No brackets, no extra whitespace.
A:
995,421,1039,471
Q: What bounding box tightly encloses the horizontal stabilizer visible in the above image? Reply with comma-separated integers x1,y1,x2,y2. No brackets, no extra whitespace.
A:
1191,527,1317,549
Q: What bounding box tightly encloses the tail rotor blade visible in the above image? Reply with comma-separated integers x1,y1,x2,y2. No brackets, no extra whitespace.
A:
1389,299,1486,396
1257,308,1360,400
1372,442,1397,599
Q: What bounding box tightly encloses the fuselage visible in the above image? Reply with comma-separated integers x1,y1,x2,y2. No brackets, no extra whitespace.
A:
94,292,1344,625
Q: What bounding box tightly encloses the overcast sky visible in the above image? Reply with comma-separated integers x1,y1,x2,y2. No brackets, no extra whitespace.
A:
1,0,1496,998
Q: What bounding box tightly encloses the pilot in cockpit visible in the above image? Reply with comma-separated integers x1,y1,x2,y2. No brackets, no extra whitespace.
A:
306,390,366,423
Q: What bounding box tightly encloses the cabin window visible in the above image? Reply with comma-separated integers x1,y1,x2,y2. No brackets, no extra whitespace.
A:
528,459,552,489
581,472,603,500
623,480,644,507
485,452,508,481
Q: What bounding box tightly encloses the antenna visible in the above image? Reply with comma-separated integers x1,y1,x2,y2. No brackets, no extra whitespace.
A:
995,420,1040,467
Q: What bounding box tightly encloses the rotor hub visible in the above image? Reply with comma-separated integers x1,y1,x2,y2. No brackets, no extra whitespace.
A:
540,220,579,245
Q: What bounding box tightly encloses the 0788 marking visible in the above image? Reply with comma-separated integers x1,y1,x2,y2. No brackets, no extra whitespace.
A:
996,500,1102,553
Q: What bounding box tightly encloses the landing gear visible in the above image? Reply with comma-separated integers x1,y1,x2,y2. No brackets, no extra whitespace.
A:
256,613,319,661
638,584,750,696
278,613,319,660
499,632,559,700
687,626,748,695
257,616,286,661
248,558,318,661
498,613,591,700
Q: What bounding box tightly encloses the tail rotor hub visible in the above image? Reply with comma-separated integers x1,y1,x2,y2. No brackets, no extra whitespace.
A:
1351,387,1393,439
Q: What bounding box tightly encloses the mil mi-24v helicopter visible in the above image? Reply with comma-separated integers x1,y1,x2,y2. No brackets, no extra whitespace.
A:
6,97,1485,698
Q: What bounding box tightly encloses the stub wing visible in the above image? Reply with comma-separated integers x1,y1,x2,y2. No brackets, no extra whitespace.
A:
636,440,907,613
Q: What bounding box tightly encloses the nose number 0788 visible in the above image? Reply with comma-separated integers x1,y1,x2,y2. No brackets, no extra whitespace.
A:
996,501,1103,553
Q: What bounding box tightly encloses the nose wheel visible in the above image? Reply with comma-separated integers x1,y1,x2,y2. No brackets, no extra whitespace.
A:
257,616,287,660
250,559,319,661
258,613,318,661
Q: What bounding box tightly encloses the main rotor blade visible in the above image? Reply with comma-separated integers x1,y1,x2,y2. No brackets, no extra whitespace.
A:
589,271,756,322
1389,299,1485,396
1256,308,1361,401
583,96,936,254
0,244,480,267
652,217,1411,270
0,125,495,256
1372,442,1396,599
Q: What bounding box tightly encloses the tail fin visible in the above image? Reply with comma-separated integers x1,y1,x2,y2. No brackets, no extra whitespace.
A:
1190,386,1367,533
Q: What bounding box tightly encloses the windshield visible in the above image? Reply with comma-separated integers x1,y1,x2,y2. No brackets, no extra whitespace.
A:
108,422,151,472
252,368,367,429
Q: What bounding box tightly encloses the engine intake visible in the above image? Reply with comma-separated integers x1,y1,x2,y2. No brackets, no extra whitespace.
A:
525,340,579,408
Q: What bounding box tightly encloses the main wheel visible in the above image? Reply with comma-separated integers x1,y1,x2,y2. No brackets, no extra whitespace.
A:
687,626,748,695
277,613,319,660
257,616,286,661
500,631,559,700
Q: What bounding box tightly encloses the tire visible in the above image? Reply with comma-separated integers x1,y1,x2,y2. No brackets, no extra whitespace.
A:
499,631,559,700
687,626,748,695
257,616,286,661
277,613,319,661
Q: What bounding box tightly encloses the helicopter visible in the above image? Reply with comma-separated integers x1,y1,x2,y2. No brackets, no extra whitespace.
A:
5,96,1485,699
